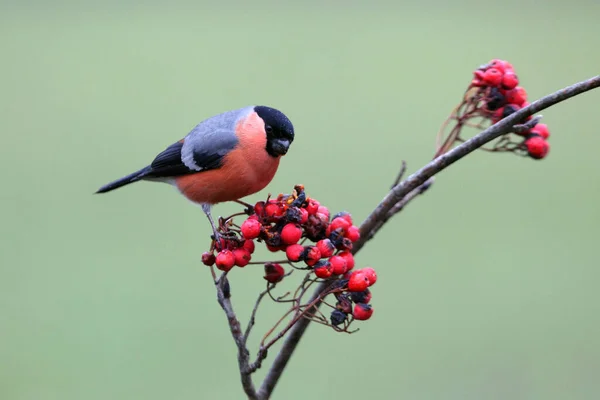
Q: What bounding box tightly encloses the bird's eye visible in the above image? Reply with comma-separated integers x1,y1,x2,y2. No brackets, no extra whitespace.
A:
265,125,273,134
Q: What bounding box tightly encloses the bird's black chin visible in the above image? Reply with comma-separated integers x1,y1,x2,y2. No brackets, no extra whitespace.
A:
267,138,291,157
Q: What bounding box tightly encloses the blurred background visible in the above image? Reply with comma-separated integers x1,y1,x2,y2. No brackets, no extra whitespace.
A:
2,0,599,399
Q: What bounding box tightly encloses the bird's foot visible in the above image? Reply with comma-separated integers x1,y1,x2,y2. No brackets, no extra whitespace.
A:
211,230,239,250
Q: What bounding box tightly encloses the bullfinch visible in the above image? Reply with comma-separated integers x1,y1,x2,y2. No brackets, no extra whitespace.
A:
97,105,294,236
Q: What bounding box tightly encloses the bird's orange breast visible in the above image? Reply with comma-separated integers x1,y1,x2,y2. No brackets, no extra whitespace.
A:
175,112,282,204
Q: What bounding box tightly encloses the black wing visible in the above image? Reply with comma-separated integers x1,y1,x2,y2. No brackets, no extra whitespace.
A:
147,142,194,177
147,128,239,178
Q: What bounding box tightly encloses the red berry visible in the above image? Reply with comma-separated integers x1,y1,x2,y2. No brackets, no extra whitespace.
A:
241,219,261,240
525,136,550,159
265,201,283,221
333,211,353,226
483,68,502,87
338,251,355,271
316,239,335,258
298,208,309,224
243,239,255,254
264,263,285,283
281,223,302,245
215,249,235,271
473,69,486,80
530,123,550,139
330,217,351,232
201,251,215,266
232,248,251,267
285,244,304,262
345,225,360,242
315,212,329,226
303,246,322,267
353,303,373,321
348,271,369,292
501,72,519,90
505,86,527,107
329,255,347,275
247,214,259,221
253,201,266,218
361,267,377,286
313,260,332,279
306,199,320,215
317,205,330,220
488,59,514,73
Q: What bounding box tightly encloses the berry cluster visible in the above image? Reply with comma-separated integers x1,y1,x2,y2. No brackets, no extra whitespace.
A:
330,266,377,324
437,59,551,160
201,185,377,324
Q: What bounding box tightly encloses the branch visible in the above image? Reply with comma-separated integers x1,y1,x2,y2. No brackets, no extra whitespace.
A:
214,275,258,399
257,75,600,399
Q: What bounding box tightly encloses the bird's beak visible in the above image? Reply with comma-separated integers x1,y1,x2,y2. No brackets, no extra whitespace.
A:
271,138,291,156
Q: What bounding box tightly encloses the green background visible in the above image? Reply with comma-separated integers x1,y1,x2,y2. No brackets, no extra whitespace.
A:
2,1,599,399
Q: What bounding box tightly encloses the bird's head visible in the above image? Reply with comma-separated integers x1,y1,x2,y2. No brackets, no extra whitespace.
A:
254,106,295,157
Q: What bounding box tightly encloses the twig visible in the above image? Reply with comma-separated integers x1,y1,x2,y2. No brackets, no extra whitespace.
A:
513,115,543,134
364,176,435,242
214,276,258,399
390,161,407,189
256,75,600,399
243,287,270,345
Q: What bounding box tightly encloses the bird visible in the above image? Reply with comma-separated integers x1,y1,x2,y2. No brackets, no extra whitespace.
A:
96,105,295,238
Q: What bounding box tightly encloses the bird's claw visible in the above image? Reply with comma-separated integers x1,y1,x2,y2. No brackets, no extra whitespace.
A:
211,230,238,246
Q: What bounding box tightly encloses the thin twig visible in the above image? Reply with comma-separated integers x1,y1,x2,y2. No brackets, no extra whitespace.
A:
365,176,435,241
256,75,600,400
243,287,270,345
390,161,407,189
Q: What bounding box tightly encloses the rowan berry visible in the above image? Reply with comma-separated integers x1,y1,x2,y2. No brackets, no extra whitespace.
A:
345,225,360,243
330,309,348,326
501,72,519,90
505,86,527,107
353,303,373,321
241,218,261,240
242,239,255,254
264,263,285,283
525,136,550,159
201,251,215,266
338,251,355,271
281,223,302,245
483,68,503,87
329,255,348,275
215,249,235,271
232,248,251,267
530,123,550,139
285,244,304,262
361,267,377,286
303,246,322,266
306,199,320,215
350,288,372,304
316,239,335,258
348,271,369,292
314,260,333,279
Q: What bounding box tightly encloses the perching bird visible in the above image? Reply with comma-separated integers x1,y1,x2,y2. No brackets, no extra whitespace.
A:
97,105,294,237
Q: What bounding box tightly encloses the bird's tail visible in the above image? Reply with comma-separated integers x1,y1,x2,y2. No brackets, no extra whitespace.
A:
96,166,152,194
